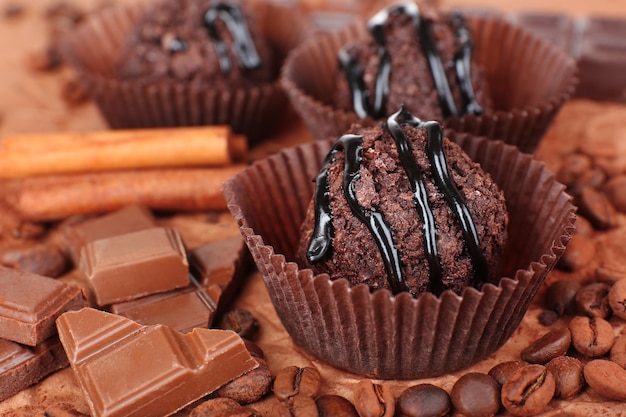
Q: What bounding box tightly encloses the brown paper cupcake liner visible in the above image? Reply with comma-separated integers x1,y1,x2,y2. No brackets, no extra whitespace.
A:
280,14,577,153
223,131,576,379
62,1,311,141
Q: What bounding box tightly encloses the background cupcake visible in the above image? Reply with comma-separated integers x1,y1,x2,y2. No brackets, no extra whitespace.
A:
224,126,575,379
281,1,577,153
62,0,311,142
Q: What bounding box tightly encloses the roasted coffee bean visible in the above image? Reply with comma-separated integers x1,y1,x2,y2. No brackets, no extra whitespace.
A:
501,364,555,417
570,167,607,195
217,358,272,404
450,373,501,417
488,361,527,386
543,280,581,316
577,186,616,230
316,395,358,417
218,308,258,339
538,309,559,326
190,398,260,417
572,215,594,237
242,339,265,358
608,278,626,319
520,328,571,364
285,394,320,417
569,316,615,358
396,384,451,417
353,380,395,417
609,336,626,368
557,153,593,187
545,356,585,399
0,241,68,278
273,366,321,402
604,175,626,213
575,282,611,319
556,234,595,271
596,267,626,285
3,3,25,19
584,359,626,401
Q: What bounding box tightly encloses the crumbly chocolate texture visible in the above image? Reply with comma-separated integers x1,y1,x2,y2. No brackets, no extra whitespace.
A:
297,123,507,296
117,0,274,87
334,9,491,120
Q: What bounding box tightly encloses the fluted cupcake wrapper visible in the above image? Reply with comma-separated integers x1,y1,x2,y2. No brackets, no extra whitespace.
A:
62,1,311,142
280,14,577,153
224,132,575,379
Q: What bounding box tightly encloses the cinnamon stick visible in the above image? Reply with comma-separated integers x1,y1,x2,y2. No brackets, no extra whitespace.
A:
7,166,245,221
0,126,247,178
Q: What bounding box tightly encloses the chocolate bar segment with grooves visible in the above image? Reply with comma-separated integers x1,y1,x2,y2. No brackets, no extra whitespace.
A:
79,227,190,306
0,266,86,346
62,205,156,265
56,308,258,417
0,336,68,402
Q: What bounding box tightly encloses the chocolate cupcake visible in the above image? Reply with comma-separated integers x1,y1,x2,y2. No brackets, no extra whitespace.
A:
224,118,575,379
297,106,507,297
63,0,310,141
281,1,577,153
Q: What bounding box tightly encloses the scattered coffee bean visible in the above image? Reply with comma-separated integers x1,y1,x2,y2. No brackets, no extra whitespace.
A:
217,357,272,404
545,356,585,399
25,46,63,72
353,380,395,417
609,336,626,368
557,153,593,187
570,168,607,196
3,3,24,19
584,359,626,401
273,366,322,402
488,360,527,386
572,215,594,237
396,384,451,417
0,241,68,278
316,395,358,417
569,316,615,358
577,186,616,230
538,309,559,326
575,282,611,319
608,278,626,319
556,234,595,271
242,339,265,359
61,78,89,107
285,394,319,417
190,398,259,417
520,327,571,364
596,267,626,285
604,175,626,213
501,364,555,417
450,373,501,417
218,308,258,339
543,280,581,316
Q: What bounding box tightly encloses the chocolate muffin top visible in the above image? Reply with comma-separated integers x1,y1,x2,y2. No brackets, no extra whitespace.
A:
297,106,507,297
116,0,274,87
335,2,491,121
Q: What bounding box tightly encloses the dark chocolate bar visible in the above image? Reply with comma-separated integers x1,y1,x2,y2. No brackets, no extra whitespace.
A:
0,266,85,346
79,227,190,306
56,308,258,417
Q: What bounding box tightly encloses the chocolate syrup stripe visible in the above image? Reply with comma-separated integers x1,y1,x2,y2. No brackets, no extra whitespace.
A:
203,2,261,74
339,2,483,120
307,107,487,295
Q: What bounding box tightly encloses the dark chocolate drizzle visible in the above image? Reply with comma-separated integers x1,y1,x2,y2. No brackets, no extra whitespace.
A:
307,106,488,295
203,2,261,74
339,2,482,120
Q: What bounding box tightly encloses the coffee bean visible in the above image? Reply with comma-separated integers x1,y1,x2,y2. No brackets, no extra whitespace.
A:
538,309,559,326
218,308,258,339
520,328,571,364
570,168,607,195
242,339,265,358
285,394,320,417
352,380,395,417
450,373,501,417
545,356,585,399
572,215,594,237
575,282,611,319
556,234,595,271
557,153,593,187
577,186,616,230
543,280,581,316
190,398,260,417
316,395,358,417
584,359,626,401
501,364,555,417
488,361,526,386
604,175,626,213
273,366,321,402
596,267,626,285
610,336,626,368
569,316,615,358
608,278,626,319
217,358,272,404
396,384,451,417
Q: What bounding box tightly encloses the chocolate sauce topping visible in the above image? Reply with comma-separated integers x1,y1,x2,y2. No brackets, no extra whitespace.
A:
203,2,261,74
307,106,488,295
339,2,482,120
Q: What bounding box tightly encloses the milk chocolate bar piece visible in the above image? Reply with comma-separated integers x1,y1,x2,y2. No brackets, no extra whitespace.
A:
0,266,85,346
109,279,222,333
79,227,190,306
62,205,156,264
0,336,68,402
56,308,258,417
